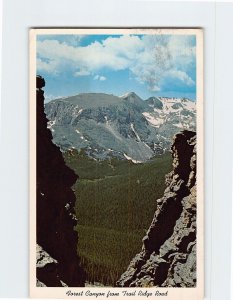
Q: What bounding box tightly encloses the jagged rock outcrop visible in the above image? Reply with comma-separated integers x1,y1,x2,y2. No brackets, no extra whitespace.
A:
36,75,85,287
117,130,197,287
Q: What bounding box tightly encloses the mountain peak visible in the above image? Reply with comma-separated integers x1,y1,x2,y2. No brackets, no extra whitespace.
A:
119,92,151,112
120,92,141,100
145,96,163,110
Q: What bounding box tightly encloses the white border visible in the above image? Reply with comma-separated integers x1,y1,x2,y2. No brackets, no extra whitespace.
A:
0,0,2,138
1,1,233,299
29,28,204,300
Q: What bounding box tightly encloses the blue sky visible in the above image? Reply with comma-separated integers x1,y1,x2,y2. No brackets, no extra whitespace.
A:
37,34,196,102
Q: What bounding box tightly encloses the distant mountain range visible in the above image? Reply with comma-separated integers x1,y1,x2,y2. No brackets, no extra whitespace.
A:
45,92,196,162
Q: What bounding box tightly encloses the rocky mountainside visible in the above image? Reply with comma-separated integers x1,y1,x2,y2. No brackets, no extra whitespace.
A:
116,130,197,287
45,92,196,162
36,75,85,287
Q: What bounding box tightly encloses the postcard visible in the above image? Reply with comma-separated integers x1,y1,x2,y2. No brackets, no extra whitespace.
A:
30,28,204,299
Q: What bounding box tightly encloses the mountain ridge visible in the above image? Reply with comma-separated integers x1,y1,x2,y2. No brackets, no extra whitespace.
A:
45,92,196,162
48,91,195,104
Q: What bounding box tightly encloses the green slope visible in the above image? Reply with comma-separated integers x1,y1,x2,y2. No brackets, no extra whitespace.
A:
64,150,172,285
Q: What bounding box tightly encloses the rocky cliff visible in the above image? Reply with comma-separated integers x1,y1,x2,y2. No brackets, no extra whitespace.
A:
36,75,85,287
117,130,197,287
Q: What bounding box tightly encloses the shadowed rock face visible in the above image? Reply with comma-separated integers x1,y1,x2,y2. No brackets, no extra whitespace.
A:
117,130,197,287
36,75,85,287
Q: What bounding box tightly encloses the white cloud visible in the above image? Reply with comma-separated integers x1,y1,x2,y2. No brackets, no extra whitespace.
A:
62,35,85,47
37,34,196,91
168,70,195,86
37,57,58,73
94,75,106,81
74,69,91,76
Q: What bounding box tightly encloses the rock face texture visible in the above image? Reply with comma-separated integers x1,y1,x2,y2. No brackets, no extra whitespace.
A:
36,75,85,287
117,130,197,287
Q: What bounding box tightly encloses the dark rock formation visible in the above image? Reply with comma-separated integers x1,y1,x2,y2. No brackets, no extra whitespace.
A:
36,75,85,287
117,130,197,287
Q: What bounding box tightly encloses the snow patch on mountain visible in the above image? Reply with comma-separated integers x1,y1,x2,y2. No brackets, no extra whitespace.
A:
142,112,162,127
159,97,196,113
47,119,56,132
77,108,83,115
130,123,141,141
173,122,184,129
143,142,151,150
123,153,143,164
75,129,88,142
120,92,132,98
